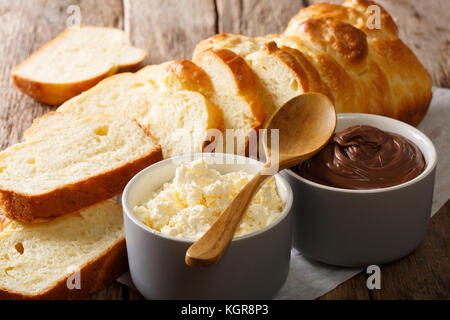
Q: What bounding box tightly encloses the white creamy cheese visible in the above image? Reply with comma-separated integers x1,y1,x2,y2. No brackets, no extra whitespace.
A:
134,158,284,240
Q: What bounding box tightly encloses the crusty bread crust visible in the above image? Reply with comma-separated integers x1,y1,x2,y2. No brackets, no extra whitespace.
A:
277,44,333,101
200,48,266,130
0,237,127,299
11,26,147,106
164,60,214,95
138,59,214,97
0,145,162,224
11,69,118,106
284,0,432,126
0,115,163,224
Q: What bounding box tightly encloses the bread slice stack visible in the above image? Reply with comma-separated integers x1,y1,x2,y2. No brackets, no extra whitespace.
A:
0,201,126,299
0,111,162,298
58,70,223,157
141,55,265,154
0,112,162,223
12,26,147,105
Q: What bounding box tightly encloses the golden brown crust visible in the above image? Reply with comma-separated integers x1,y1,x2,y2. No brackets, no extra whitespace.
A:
193,33,231,53
260,40,334,107
288,1,397,39
0,238,127,299
138,59,214,97
161,60,224,134
273,43,333,102
267,34,379,114
11,26,146,106
369,38,432,126
284,0,432,126
195,33,334,122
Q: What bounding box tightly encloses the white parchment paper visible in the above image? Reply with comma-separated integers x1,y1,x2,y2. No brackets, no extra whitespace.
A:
418,87,450,216
118,87,450,299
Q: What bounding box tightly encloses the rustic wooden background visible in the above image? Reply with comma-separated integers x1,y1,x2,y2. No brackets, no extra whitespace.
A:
0,0,448,299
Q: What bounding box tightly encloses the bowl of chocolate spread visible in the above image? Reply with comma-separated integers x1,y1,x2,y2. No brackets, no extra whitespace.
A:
282,113,437,267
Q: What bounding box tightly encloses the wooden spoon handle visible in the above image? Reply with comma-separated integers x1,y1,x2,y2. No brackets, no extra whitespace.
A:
185,170,270,267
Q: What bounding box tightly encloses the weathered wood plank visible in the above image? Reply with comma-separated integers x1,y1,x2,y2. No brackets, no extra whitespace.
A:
127,0,216,64
216,0,306,36
128,287,145,300
376,0,450,88
307,0,450,88
319,273,370,300
0,0,124,149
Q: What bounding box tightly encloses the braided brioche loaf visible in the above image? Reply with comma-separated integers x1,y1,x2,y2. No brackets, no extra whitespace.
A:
54,0,432,162
283,0,432,126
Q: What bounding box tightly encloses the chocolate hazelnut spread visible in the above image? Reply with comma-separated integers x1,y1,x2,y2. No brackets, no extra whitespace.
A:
294,125,426,189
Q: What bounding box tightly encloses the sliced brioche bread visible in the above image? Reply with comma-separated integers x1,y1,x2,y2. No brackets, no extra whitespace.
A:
0,112,162,223
192,48,265,154
0,201,126,299
12,26,147,105
194,33,332,124
58,72,223,157
137,59,214,97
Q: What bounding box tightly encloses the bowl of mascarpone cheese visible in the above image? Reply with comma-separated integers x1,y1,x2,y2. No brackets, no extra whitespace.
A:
122,153,293,299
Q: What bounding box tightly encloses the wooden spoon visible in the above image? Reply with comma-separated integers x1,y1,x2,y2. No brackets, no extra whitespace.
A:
185,92,336,267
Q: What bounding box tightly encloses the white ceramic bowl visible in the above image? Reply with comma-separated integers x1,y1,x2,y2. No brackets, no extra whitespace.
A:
122,153,293,299
282,113,437,267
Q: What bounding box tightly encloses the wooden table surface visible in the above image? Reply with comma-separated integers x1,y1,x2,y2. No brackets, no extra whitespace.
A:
0,0,449,300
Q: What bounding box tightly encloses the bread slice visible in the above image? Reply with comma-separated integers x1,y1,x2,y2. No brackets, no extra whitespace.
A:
58,72,223,158
0,201,126,299
0,112,162,223
11,26,147,105
192,48,265,154
194,33,332,124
